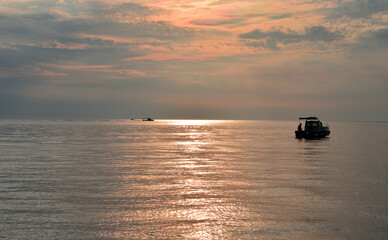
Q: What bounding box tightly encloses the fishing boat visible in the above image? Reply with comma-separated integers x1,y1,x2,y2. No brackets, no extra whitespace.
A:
142,117,154,121
295,117,330,139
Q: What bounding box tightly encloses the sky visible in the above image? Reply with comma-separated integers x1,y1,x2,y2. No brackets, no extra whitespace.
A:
0,0,387,121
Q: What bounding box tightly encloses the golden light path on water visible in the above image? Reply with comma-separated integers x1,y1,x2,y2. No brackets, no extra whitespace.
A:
103,119,270,239
155,120,255,239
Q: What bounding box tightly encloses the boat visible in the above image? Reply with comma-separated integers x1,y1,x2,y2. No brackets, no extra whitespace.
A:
295,117,330,139
142,117,154,121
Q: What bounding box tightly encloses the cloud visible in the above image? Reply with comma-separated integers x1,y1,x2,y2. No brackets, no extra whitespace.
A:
190,17,245,26
269,13,292,20
324,0,388,19
355,27,388,50
0,1,205,80
244,39,279,50
374,27,388,42
89,2,162,20
0,43,138,69
239,26,343,49
0,1,200,44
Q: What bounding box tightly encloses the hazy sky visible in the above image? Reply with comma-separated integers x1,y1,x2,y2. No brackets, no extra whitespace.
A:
0,0,387,120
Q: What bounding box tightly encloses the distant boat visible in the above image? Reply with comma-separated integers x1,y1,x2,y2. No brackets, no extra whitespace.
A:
142,117,154,121
295,117,330,139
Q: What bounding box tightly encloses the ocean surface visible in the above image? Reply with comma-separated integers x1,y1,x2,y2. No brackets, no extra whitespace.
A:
0,119,387,239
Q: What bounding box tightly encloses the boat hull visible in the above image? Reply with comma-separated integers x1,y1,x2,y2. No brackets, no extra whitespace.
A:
295,130,330,139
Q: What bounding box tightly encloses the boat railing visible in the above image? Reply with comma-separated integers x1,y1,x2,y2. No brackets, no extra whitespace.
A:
322,123,330,131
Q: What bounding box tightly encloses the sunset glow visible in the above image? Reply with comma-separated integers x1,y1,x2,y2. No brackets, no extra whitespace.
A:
0,0,387,120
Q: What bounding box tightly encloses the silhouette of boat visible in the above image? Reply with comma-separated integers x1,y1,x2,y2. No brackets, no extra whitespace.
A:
295,117,330,139
142,117,154,121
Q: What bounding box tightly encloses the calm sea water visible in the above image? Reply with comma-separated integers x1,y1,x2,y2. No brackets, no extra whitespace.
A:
0,120,387,239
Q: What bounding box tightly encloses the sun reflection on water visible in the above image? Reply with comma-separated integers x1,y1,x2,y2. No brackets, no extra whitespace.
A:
165,119,225,126
109,119,259,238
161,120,246,238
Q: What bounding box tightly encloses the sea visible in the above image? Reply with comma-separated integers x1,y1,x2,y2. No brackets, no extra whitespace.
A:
0,119,387,239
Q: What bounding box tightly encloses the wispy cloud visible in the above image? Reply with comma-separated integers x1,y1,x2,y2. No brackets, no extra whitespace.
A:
239,26,344,49
323,0,388,19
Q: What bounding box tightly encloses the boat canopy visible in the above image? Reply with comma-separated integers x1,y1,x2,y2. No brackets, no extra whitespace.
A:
299,117,318,120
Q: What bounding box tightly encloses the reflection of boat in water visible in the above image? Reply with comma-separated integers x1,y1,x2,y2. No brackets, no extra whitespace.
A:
142,117,154,121
295,117,330,139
